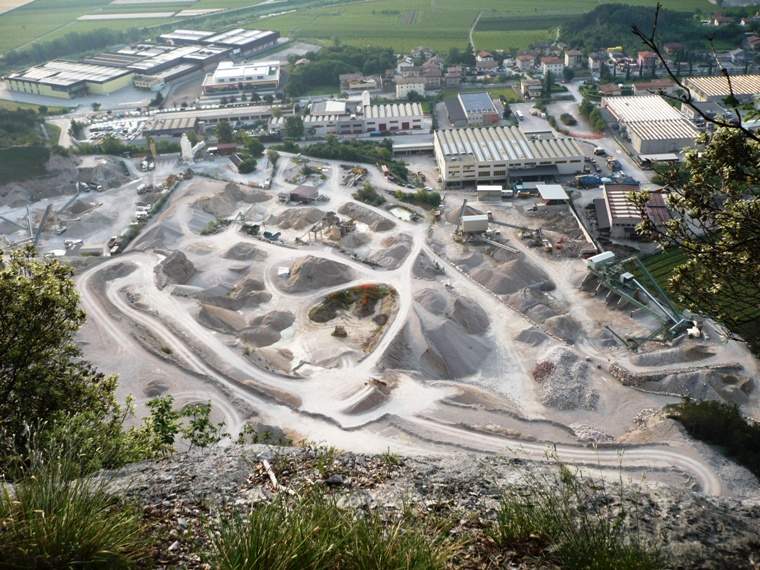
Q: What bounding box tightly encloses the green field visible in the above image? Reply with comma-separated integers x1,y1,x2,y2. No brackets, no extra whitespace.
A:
0,0,713,57
0,98,70,113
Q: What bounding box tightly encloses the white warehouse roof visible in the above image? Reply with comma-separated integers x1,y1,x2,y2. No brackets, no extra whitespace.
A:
603,95,685,123
364,102,423,118
536,184,568,200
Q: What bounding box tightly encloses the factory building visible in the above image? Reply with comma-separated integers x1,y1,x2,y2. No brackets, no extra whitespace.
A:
202,61,281,95
683,74,760,103
160,28,280,56
598,183,670,239
602,95,698,155
434,126,584,188
142,116,199,137
445,92,500,127
4,61,133,98
363,103,423,133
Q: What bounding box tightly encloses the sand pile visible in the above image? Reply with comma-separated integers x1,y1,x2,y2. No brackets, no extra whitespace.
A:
338,202,396,232
380,297,491,379
242,310,295,347
630,345,716,367
445,204,482,224
265,207,324,231
193,182,270,218
470,258,548,295
280,256,354,293
222,242,268,261
370,233,412,269
132,220,183,250
533,346,598,410
155,250,195,289
197,304,247,333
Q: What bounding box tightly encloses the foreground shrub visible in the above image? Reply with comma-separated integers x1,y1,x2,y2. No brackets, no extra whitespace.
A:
0,452,148,568
489,457,662,570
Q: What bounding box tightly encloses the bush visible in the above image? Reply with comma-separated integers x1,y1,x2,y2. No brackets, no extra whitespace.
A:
667,398,760,477
353,182,385,206
395,188,440,208
489,458,662,570
0,442,149,568
560,113,578,126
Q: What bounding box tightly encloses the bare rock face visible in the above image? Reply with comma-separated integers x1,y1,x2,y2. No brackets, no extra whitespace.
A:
155,251,195,289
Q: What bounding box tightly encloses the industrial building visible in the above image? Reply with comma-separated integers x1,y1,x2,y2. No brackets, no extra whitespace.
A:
683,74,760,103
536,184,569,206
142,116,199,137
268,102,423,137
461,214,489,233
289,185,319,203
202,61,280,95
160,28,280,56
434,126,584,188
602,95,698,154
445,92,499,127
477,185,503,201
4,61,133,99
597,183,670,239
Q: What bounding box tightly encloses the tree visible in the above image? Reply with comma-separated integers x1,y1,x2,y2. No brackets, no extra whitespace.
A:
407,90,423,102
263,94,274,105
91,102,101,111
237,158,257,173
447,47,461,65
149,92,163,108
562,67,575,82
629,5,760,350
283,115,304,138
0,246,120,457
267,148,280,167
37,105,48,115
245,137,265,157
543,70,553,96
216,120,234,143
69,119,85,138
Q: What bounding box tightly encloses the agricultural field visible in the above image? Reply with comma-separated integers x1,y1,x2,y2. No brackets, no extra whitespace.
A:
0,0,714,56
639,248,688,293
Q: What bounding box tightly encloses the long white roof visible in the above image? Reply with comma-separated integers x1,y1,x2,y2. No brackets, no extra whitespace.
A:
435,126,583,163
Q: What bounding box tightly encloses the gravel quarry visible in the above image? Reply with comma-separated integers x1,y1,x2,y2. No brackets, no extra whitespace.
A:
5,150,760,499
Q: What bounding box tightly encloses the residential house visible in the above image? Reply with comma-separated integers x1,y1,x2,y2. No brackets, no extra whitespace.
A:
476,51,494,62
710,13,736,26
540,56,564,76
516,54,535,71
411,46,433,60
598,83,622,97
729,49,752,64
633,78,676,96
637,51,657,69
422,67,442,89
444,66,464,87
663,42,683,56
741,15,760,26
384,68,396,81
521,78,542,98
395,76,425,99
744,35,760,51
564,49,583,68
588,52,607,72
476,59,499,72
423,56,445,71
401,66,423,78
532,42,550,56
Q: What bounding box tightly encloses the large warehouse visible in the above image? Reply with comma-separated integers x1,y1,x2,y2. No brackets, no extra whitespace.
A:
202,61,281,95
434,126,584,187
160,28,280,56
683,74,760,103
4,61,133,98
602,95,698,154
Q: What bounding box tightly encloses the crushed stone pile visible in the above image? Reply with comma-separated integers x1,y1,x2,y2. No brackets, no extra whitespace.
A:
132,220,183,250
193,182,270,218
222,242,268,261
197,304,248,333
570,423,615,443
281,256,354,293
533,346,598,410
242,310,295,347
337,202,396,232
514,327,550,346
370,233,412,269
69,199,98,215
630,344,716,367
642,369,753,405
445,204,482,224
543,314,583,345
78,158,129,190
339,231,371,249
266,207,324,231
155,250,195,289
452,297,489,335
380,294,491,379
412,251,443,280
470,257,549,295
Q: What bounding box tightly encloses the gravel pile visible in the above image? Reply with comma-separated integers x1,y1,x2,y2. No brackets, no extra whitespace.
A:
266,207,324,231
570,423,615,443
534,346,598,410
280,256,355,293
337,202,396,232
155,250,195,289
370,233,412,269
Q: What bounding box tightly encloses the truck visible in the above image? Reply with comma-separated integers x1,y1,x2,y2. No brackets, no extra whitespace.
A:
574,174,602,188
606,157,622,171
515,110,524,120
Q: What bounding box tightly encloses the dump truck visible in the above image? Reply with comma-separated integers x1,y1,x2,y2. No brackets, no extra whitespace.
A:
574,174,602,188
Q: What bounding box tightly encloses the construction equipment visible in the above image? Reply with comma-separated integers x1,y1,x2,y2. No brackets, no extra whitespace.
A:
454,198,467,234
542,237,552,252
555,236,564,250
263,231,281,241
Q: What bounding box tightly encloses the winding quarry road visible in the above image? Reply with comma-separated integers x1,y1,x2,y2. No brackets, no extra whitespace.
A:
75,155,727,496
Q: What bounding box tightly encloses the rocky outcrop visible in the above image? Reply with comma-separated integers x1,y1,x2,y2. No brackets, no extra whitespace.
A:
103,445,760,570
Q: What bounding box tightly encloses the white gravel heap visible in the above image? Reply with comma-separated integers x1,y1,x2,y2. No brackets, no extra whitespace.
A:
535,346,598,411
570,423,614,443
